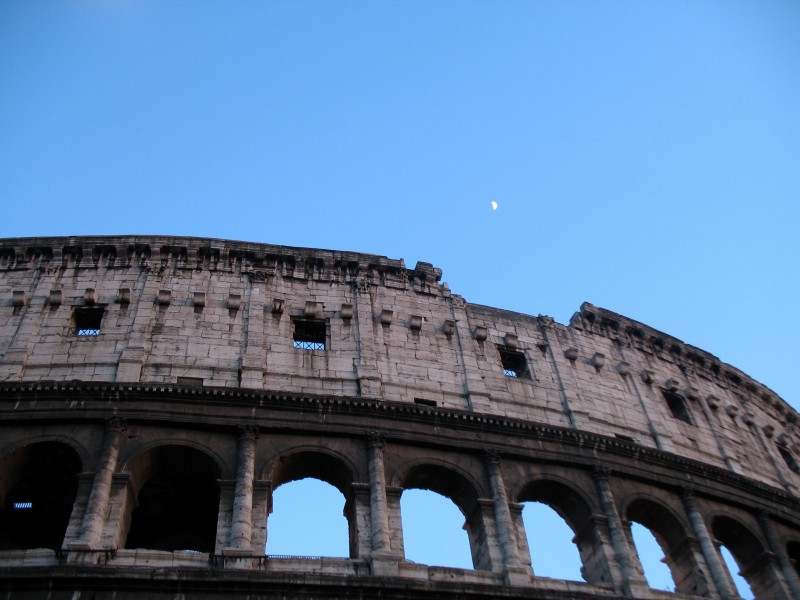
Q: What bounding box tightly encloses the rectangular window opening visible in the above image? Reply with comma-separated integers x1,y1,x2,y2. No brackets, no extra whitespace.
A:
176,376,204,387
72,306,105,336
499,348,529,379
293,319,326,350
663,390,694,425
414,398,437,408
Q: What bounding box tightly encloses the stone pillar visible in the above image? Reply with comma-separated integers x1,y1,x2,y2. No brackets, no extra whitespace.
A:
509,502,532,568
484,452,529,585
226,426,258,554
681,489,738,599
365,432,400,576
593,468,649,597
757,511,800,599
70,418,127,550
365,432,391,554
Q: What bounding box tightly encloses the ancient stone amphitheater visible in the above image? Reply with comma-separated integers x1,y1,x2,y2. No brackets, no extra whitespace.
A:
1,235,798,599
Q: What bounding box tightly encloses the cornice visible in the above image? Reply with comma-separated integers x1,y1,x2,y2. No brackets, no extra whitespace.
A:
2,380,798,517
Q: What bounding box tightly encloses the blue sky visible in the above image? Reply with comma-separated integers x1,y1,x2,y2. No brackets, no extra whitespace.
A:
1,2,797,594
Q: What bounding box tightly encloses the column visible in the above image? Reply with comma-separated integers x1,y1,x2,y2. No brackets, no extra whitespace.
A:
227,426,258,553
757,511,800,599
681,489,737,599
70,418,127,549
483,451,521,567
593,468,649,596
365,432,391,554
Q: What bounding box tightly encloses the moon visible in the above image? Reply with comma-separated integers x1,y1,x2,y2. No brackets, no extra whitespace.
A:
490,201,498,211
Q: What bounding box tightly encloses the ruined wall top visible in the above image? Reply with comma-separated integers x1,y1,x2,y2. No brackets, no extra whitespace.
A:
0,235,442,289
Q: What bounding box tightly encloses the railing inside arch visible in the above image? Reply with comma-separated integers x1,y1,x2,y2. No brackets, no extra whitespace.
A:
266,554,328,560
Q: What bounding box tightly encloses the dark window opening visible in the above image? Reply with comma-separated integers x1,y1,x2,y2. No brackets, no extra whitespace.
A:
414,398,437,408
72,306,104,336
499,348,529,378
662,390,694,425
615,434,635,443
778,445,800,474
176,376,203,387
293,319,326,350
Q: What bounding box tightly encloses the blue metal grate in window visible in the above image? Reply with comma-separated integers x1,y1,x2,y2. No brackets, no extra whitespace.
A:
293,340,325,350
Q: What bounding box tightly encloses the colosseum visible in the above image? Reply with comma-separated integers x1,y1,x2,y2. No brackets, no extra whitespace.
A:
0,234,798,599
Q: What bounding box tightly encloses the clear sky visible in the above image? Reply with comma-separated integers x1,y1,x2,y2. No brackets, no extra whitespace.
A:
1,2,797,595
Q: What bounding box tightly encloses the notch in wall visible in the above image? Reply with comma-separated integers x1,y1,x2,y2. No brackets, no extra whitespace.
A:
49,290,63,306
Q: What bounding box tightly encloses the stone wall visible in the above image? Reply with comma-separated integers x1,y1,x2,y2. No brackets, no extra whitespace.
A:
1,235,799,599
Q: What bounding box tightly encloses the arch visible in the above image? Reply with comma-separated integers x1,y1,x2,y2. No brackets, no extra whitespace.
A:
119,436,233,481
517,479,595,582
267,449,358,558
711,515,765,599
395,461,487,570
0,434,90,477
625,497,701,594
124,445,221,553
392,459,485,513
268,448,357,498
517,478,593,533
0,441,82,550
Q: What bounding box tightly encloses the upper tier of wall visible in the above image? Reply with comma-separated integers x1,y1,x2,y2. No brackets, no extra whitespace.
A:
1,235,798,493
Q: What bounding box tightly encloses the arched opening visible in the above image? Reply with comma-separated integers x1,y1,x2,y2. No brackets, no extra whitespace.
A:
398,463,484,570
626,498,706,595
125,445,220,553
712,516,762,600
629,522,673,591
719,544,754,600
268,451,356,558
268,478,349,557
401,488,472,569
520,501,583,580
0,442,81,550
518,480,594,582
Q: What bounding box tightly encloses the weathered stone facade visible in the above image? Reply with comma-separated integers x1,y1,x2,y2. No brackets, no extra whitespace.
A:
1,235,799,599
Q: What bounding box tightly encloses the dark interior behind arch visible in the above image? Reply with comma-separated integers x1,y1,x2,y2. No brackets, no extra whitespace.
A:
125,445,220,553
0,441,81,550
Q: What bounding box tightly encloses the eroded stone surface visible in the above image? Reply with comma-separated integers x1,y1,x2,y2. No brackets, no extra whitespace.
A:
1,235,799,599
